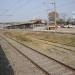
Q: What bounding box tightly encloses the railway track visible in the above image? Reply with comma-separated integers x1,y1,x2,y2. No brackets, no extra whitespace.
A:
0,35,75,75
8,35,75,69
0,37,48,75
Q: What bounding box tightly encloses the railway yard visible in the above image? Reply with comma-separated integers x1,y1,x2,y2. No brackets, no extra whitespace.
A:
0,29,75,75
0,0,75,75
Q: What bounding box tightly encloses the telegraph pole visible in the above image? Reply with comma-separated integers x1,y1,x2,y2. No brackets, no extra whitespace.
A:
54,0,57,28
49,0,57,28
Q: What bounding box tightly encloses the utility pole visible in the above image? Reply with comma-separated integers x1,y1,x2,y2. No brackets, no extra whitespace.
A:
54,0,57,28
49,0,57,28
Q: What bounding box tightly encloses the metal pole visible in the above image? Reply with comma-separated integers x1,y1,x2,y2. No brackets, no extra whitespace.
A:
49,0,57,29
54,0,57,29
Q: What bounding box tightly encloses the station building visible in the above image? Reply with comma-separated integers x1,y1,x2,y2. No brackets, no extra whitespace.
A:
4,19,47,30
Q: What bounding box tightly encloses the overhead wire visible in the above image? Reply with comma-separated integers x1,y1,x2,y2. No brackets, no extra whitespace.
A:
0,0,32,17
43,0,75,13
5,0,34,17
0,0,75,19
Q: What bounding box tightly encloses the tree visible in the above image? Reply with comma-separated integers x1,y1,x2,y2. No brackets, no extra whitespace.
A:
66,17,72,25
48,11,59,23
57,19,65,24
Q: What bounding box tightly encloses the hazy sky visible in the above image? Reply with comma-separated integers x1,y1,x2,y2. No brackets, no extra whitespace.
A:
0,0,75,22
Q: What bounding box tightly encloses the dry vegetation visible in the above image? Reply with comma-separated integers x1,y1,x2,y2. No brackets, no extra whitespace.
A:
1,29,75,64
2,29,75,47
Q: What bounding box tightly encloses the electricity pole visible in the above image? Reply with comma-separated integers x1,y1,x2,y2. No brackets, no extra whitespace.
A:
54,0,57,28
49,0,57,28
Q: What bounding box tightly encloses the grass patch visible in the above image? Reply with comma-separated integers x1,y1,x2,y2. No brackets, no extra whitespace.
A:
1,29,75,47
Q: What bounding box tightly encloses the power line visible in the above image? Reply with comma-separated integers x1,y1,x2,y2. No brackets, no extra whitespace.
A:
0,0,26,17
0,0,19,17
5,0,33,17
56,0,75,9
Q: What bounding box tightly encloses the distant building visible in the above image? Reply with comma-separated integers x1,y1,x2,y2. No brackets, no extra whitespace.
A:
4,19,47,30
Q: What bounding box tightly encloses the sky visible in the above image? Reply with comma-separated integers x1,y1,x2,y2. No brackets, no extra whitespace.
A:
0,0,75,22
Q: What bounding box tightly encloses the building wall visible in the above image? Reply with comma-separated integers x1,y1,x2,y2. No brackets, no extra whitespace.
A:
4,19,47,30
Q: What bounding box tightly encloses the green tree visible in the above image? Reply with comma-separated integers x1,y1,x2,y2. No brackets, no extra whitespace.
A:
57,19,65,24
